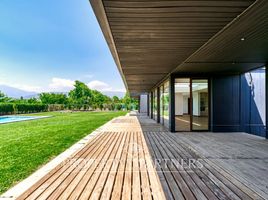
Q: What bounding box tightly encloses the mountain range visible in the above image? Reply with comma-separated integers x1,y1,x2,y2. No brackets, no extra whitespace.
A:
0,85,125,99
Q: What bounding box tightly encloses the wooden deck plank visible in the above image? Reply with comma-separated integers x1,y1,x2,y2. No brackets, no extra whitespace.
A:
56,133,115,200
145,133,185,200
156,134,235,199
75,132,122,199
122,132,133,200
155,132,227,200
140,131,167,200
90,132,127,200
42,132,118,200
101,132,130,200
43,133,114,200
66,132,120,199
132,132,142,200
137,131,153,200
151,132,211,200
143,133,174,200
110,132,131,200
165,133,264,200
158,131,265,200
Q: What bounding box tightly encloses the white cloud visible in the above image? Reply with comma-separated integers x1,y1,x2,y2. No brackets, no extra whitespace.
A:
48,77,75,92
1,77,126,94
87,80,112,91
16,85,42,93
87,80,126,92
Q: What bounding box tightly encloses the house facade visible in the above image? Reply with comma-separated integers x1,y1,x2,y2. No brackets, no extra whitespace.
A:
90,0,268,138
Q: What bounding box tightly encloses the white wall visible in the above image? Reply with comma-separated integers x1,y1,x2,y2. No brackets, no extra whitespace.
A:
140,94,148,113
183,95,189,114
175,93,190,115
193,92,200,116
175,93,183,115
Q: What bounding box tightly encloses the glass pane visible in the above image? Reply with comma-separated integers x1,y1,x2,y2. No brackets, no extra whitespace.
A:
163,81,170,127
192,79,209,130
153,89,157,120
148,93,151,117
160,86,164,124
175,78,191,131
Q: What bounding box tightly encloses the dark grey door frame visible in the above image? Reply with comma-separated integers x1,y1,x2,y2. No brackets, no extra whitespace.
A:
170,75,211,132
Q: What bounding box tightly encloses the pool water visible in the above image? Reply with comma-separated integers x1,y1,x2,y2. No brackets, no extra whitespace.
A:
0,116,49,124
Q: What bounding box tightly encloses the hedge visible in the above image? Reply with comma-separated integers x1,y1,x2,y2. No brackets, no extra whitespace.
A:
0,103,48,115
16,104,48,114
0,104,15,115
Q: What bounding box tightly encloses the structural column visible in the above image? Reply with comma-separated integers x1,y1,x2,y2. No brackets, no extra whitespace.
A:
170,75,175,132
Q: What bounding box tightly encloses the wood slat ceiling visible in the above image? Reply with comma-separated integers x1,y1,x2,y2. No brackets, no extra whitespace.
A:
175,0,268,74
91,0,256,96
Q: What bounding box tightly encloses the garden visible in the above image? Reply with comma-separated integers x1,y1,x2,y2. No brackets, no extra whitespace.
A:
0,80,138,115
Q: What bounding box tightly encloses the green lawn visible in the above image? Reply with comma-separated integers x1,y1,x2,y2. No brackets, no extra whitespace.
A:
0,111,127,194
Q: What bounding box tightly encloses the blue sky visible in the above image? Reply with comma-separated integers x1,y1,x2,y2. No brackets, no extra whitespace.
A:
0,0,125,93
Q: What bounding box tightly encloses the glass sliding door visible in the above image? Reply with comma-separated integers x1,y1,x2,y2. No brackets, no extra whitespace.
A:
192,79,209,130
175,78,191,131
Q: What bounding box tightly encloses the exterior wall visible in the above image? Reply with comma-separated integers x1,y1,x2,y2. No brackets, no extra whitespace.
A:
149,68,266,137
139,94,148,114
240,68,266,137
211,75,241,132
211,69,266,136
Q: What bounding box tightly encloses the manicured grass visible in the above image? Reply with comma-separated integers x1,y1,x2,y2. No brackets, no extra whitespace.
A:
0,111,127,194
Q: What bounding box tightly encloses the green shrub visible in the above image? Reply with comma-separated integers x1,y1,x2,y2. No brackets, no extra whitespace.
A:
0,103,48,115
0,103,15,115
48,104,65,111
16,104,48,114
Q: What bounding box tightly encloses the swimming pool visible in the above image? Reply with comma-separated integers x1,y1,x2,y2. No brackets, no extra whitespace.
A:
0,116,50,124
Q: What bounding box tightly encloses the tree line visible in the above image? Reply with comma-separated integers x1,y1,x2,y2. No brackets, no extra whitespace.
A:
0,80,138,114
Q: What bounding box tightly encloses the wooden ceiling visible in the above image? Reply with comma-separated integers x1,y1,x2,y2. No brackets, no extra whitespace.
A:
175,0,268,74
90,0,262,96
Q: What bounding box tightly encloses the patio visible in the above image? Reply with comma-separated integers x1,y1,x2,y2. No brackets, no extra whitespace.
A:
8,113,268,199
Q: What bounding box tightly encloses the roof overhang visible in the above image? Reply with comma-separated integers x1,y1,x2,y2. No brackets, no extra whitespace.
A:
90,0,268,97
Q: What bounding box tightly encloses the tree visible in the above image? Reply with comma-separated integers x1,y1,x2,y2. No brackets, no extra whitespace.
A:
39,93,68,104
69,81,93,109
122,92,138,110
112,96,120,103
0,91,10,103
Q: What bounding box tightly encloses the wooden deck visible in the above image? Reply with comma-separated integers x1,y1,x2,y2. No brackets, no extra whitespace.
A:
16,114,268,200
16,116,165,200
139,116,268,200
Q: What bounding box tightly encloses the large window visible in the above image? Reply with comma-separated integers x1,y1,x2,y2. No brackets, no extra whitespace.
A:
163,80,170,127
148,93,151,117
153,89,157,120
160,85,164,124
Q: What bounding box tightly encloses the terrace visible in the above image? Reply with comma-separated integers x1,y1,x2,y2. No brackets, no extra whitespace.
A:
1,0,267,199
2,112,267,199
